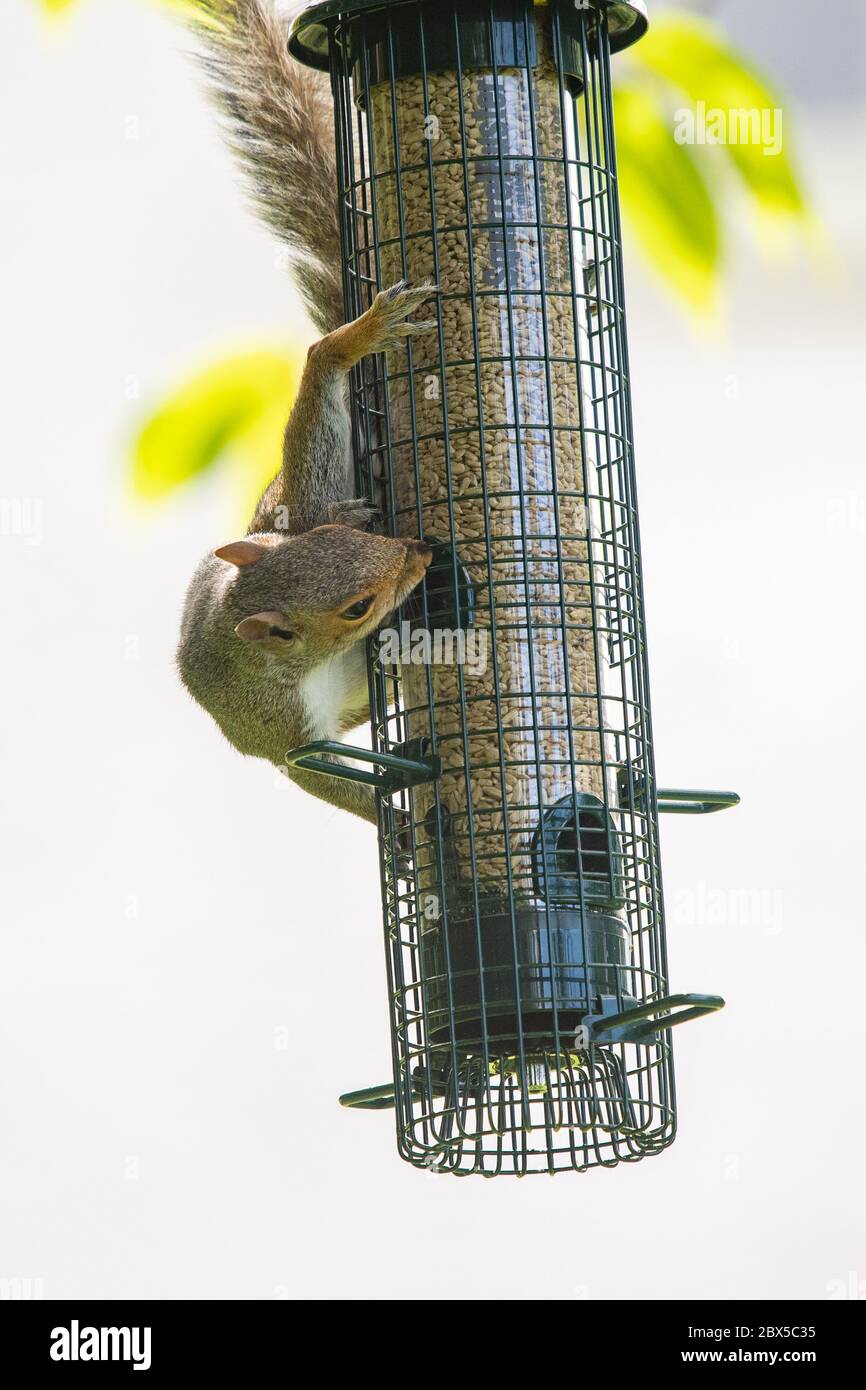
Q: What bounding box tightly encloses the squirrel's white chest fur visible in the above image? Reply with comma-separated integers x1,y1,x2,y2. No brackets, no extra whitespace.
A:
297,643,368,740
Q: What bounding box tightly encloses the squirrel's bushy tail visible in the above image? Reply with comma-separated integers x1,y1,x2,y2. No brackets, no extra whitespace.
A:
189,0,342,336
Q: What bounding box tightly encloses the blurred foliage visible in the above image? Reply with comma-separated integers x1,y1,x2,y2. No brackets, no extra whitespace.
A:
633,16,806,221
36,0,810,506
37,0,200,15
132,351,305,517
619,14,809,311
613,83,720,313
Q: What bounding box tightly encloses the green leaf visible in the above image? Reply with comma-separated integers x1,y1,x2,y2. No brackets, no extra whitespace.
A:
37,0,207,16
630,15,807,223
614,83,720,314
131,350,302,503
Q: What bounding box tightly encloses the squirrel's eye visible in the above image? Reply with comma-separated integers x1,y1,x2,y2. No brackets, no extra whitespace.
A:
340,595,374,621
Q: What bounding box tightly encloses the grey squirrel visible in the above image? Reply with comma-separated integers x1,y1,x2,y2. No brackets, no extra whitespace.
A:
176,1,436,822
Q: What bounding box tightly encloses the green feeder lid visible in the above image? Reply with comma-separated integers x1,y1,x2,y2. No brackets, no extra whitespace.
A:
288,0,648,71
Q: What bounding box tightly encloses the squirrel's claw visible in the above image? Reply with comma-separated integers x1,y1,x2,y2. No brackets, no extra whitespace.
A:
377,279,439,308
367,281,439,354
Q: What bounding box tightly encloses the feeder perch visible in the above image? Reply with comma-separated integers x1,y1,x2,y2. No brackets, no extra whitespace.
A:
288,0,739,1175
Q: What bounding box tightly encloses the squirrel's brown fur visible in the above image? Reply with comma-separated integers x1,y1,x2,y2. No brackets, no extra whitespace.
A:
177,282,437,822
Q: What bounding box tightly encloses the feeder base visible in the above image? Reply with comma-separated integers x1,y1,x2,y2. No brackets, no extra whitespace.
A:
420,904,635,1049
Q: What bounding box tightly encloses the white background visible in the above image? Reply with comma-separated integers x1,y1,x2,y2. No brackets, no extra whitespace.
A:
1,0,864,1299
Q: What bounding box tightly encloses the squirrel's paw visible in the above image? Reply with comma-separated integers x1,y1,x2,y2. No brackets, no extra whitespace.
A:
366,281,438,354
328,497,381,530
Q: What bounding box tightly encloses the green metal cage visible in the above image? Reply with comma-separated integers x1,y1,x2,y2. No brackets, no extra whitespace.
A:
288,0,738,1175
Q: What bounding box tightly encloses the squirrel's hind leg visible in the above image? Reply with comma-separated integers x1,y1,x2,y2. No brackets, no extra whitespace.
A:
248,283,437,537
248,351,352,536
327,281,438,364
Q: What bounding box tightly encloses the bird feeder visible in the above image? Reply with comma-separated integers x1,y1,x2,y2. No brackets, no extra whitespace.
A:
287,0,739,1175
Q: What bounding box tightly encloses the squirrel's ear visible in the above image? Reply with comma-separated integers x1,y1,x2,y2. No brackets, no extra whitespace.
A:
214,539,268,568
235,612,295,644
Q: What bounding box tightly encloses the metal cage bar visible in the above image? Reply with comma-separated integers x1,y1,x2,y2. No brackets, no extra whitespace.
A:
291,0,732,1175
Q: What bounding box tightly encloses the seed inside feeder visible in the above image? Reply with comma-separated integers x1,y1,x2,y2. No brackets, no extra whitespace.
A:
368,15,621,914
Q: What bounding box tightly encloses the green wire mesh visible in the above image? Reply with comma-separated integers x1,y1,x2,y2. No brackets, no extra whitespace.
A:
293,0,725,1175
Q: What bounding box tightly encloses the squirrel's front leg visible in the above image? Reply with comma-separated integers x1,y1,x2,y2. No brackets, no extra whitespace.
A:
249,282,436,536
